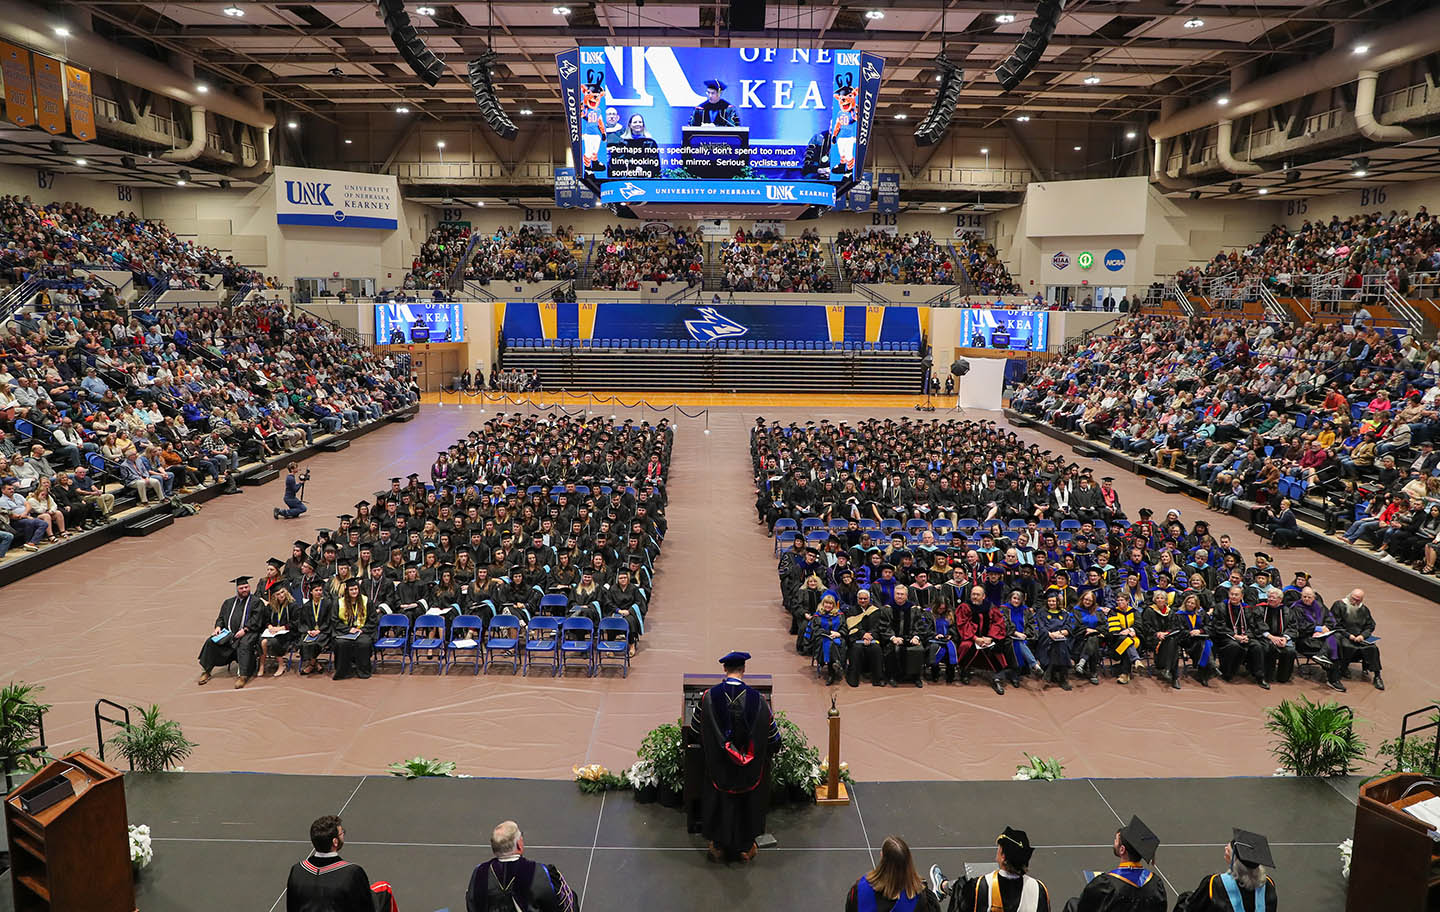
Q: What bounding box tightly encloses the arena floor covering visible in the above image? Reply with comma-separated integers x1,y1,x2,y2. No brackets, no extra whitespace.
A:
0,398,1429,785
0,772,1357,912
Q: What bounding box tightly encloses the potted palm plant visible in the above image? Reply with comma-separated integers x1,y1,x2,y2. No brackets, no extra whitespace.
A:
1264,696,1367,777
769,711,822,805
0,682,49,785
637,720,685,808
107,705,196,773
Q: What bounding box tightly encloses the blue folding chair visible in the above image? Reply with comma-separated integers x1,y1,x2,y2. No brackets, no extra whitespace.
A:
447,616,484,674
805,530,829,546
374,614,411,673
595,616,631,677
774,518,798,535
828,519,850,534
932,519,953,535
880,519,902,532
484,615,522,674
906,519,930,534
560,617,595,676
409,615,447,674
859,519,880,530
774,529,798,556
1060,519,1082,531
801,518,824,532
539,593,570,617
1008,519,1027,532
523,615,562,676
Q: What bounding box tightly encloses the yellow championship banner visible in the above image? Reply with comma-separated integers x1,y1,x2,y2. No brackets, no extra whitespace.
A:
0,41,34,127
64,64,94,140
32,53,65,134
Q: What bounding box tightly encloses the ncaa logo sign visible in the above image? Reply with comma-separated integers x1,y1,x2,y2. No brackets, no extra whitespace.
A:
1051,251,1070,270
1104,249,1127,271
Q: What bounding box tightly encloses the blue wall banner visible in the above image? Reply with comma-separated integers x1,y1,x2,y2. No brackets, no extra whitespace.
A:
597,179,835,206
875,172,900,212
562,46,883,208
835,176,871,211
554,167,596,208
376,302,464,343
959,309,1048,352
501,302,921,345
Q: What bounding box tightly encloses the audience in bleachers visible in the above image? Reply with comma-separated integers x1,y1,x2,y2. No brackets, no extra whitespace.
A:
834,229,956,286
590,225,702,290
0,195,263,291
198,413,671,686
407,222,472,289
1011,314,1440,572
0,300,417,561
1174,206,1440,301
754,415,1387,694
461,226,578,285
953,234,1021,295
718,228,834,293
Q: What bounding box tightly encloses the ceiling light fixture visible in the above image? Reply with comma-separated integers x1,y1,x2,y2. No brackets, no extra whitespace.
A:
1217,96,1229,105
1352,156,1370,177
197,83,209,93
53,26,70,37
395,106,411,113
894,112,908,120
1125,130,1137,139
415,5,436,14
287,120,298,129
1257,188,1269,195
74,158,86,166
520,108,533,115
223,4,244,15
1073,145,1082,151
939,206,948,212
995,13,1016,23
935,74,943,82
1183,17,1204,28
1353,169,1368,177
344,138,353,144
552,6,571,15
475,201,484,206
865,10,885,20
1353,44,1369,55
1083,74,1101,85
980,147,989,154
1015,114,1030,122
436,140,445,148
176,180,187,186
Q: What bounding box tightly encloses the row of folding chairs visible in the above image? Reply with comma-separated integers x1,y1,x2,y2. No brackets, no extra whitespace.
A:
772,517,1131,554
368,613,631,678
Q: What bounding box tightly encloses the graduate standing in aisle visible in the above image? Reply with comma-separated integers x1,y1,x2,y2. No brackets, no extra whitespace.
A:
695,651,782,864
1064,816,1167,911
198,575,264,688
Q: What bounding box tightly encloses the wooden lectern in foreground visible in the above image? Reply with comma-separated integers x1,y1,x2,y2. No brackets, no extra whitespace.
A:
5,751,135,912
1347,772,1440,912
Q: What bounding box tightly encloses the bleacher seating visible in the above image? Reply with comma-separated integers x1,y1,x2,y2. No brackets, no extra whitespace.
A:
588,225,703,290
462,225,578,284
834,229,957,285
718,229,834,293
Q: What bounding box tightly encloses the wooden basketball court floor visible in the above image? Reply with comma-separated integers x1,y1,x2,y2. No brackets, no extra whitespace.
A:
0,397,1428,785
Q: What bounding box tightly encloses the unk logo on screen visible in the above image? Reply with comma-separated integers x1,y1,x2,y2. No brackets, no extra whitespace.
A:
618,182,646,200
284,181,333,206
684,307,748,342
765,185,797,201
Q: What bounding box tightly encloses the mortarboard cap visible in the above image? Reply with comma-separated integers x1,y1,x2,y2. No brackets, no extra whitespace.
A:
390,477,401,483
704,78,727,91
718,650,750,666
265,557,285,570
1230,829,1275,868
1254,551,1271,561
1119,816,1160,863
355,500,370,509
996,826,1034,868
337,514,353,521
293,540,311,550
231,575,252,585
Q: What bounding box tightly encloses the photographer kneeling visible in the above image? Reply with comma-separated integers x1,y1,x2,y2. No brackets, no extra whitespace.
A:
274,462,309,520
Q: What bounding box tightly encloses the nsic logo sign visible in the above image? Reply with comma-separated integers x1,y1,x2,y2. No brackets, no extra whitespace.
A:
1104,249,1127,271
1051,251,1070,270
1077,251,1095,270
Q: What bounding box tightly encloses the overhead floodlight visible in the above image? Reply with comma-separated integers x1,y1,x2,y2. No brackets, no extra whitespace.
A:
1229,181,1243,193
223,4,244,14
995,13,1016,23
1073,145,1082,151
1257,188,1269,195
1015,114,1030,122
865,10,885,20
197,83,209,93
1217,96,1229,106
1183,17,1204,28
415,5,436,14
1083,74,1100,85
552,6,571,14
894,112,908,120
520,108,534,115
1351,156,1369,177
53,25,70,37
1353,44,1369,54
74,158,86,166
1125,130,1137,139
395,106,411,113
287,120,299,129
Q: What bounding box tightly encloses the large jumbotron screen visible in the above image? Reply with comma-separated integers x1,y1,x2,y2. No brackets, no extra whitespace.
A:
558,46,883,211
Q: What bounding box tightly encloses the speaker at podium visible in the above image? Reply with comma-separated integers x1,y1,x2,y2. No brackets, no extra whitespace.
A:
681,672,772,834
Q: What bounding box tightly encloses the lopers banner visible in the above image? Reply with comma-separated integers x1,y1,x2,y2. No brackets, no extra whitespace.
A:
32,54,64,134
63,65,94,140
499,301,922,346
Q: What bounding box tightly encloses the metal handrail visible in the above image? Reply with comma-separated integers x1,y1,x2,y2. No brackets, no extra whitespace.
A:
447,232,484,291
1165,280,1196,317
1364,273,1426,333
94,699,132,767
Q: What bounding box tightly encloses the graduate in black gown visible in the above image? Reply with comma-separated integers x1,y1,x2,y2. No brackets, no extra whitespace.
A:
260,582,299,678
689,79,740,127
285,814,378,912
297,580,333,676
1175,829,1279,912
695,651,781,864
1064,816,1167,912
332,578,378,680
198,576,264,689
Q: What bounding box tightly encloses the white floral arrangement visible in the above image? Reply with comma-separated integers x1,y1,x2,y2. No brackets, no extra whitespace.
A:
1339,838,1352,879
128,823,153,869
626,759,657,790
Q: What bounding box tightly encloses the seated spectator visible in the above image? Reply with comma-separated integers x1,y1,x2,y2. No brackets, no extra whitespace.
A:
465,820,578,912
929,826,1048,912
846,835,941,912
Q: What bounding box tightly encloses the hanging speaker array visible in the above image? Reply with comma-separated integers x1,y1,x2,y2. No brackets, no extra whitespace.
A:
995,0,1067,92
378,0,446,85
468,55,518,140
914,57,964,147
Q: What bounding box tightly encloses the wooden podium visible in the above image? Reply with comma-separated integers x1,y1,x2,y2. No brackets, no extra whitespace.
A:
1347,772,1440,912
5,751,135,912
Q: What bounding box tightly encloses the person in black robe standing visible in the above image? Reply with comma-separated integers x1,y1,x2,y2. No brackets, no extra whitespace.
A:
285,814,378,912
689,79,740,127
695,650,781,864
332,578,378,680
1064,816,1167,912
198,576,264,689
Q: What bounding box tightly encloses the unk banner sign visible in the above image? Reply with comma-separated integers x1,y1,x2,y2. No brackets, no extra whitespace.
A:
275,166,399,230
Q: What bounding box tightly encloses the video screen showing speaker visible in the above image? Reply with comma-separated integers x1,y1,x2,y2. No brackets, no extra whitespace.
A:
375,301,464,344
557,46,884,208
960,310,1048,352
